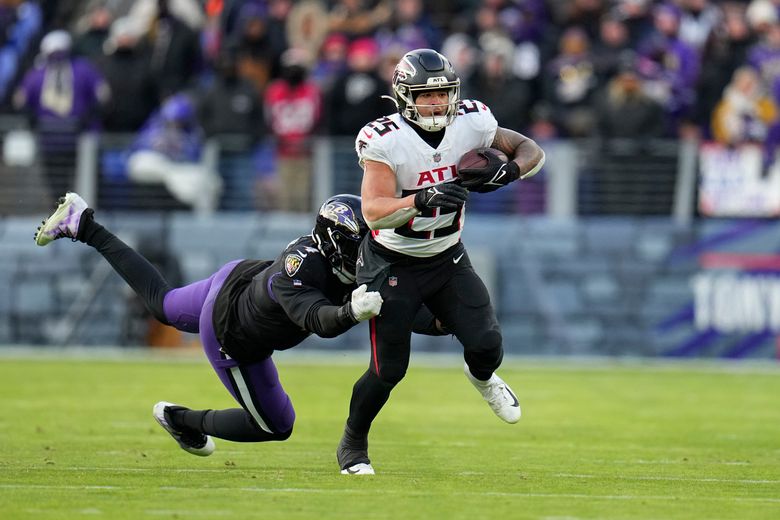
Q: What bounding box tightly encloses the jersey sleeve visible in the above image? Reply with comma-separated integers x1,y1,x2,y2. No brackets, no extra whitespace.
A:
355,121,395,169
270,250,355,338
458,99,498,148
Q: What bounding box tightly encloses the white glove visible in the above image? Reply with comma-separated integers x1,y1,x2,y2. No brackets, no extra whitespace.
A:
349,284,383,321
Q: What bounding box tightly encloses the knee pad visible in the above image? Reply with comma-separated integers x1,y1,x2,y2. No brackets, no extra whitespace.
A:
465,328,503,374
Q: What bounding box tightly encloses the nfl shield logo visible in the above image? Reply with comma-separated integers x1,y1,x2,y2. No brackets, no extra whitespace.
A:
432,152,441,163
388,276,398,287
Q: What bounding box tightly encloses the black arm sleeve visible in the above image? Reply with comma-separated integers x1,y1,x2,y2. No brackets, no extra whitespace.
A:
412,305,449,336
271,251,359,338
310,302,358,338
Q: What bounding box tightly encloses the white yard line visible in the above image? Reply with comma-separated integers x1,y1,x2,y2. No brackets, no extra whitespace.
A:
554,473,780,484
16,466,779,485
2,483,780,504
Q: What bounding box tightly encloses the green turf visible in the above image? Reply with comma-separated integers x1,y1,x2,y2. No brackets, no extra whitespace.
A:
0,353,778,519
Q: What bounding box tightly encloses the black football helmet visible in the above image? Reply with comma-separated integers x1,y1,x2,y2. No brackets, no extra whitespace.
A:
390,48,460,132
312,194,368,284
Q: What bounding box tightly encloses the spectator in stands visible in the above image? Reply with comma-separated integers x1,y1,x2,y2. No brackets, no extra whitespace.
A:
612,0,655,48
636,3,701,136
747,14,780,88
98,17,159,133
593,54,665,140
327,37,388,136
128,0,205,33
13,29,109,197
542,26,599,137
268,0,294,58
72,0,113,62
547,0,607,40
0,0,42,106
142,0,201,98
1,0,42,53
264,47,321,212
375,0,441,52
328,0,392,39
592,11,632,85
232,3,276,98
592,54,667,214
711,66,776,145
285,0,329,65
126,93,223,213
677,0,721,52
198,47,264,145
440,32,478,87
464,33,533,133
310,32,349,94
693,3,754,139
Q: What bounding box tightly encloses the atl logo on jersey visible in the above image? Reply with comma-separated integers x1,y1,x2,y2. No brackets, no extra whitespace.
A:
416,165,457,186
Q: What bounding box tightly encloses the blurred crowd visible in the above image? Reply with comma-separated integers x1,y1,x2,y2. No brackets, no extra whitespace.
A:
4,0,780,211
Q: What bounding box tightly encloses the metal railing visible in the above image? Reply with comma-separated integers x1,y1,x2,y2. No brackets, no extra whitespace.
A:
1,128,695,220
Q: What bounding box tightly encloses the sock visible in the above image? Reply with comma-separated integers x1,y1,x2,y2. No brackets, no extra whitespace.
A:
79,214,171,323
170,407,291,442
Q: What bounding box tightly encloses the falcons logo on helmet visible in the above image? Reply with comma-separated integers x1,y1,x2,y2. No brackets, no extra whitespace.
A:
394,57,417,82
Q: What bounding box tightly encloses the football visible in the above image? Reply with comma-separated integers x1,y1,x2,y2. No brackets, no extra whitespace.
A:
457,147,508,171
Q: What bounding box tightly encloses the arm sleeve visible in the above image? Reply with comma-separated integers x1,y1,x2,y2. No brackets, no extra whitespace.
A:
271,259,358,338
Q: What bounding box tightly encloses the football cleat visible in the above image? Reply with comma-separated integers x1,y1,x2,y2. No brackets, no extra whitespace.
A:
152,401,215,456
340,462,375,475
34,192,89,246
464,364,521,423
337,424,374,475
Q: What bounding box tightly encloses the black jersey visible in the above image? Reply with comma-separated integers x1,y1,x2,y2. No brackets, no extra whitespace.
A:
212,235,356,362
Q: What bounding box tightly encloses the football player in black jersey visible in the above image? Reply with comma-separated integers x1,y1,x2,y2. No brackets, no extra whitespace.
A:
35,192,446,456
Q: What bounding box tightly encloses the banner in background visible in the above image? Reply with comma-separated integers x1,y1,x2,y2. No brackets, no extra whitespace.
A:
698,143,780,217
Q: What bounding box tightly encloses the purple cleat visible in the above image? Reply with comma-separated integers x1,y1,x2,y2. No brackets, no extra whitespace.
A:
35,192,89,246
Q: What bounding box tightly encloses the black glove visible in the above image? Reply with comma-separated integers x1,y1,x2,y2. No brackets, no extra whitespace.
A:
459,149,521,193
414,183,469,212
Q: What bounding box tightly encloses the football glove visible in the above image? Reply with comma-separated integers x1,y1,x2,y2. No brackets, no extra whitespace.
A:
458,149,521,193
414,183,469,212
348,284,383,321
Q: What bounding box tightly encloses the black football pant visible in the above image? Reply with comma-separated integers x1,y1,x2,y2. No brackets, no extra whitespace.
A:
347,240,503,435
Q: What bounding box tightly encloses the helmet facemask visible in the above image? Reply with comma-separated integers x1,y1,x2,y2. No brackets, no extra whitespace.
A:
317,226,361,283
396,83,460,132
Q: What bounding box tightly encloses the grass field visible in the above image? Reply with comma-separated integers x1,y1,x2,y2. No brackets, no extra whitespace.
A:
0,351,779,519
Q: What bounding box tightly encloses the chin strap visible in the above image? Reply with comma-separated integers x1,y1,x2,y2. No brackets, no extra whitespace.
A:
333,267,355,285
381,95,398,109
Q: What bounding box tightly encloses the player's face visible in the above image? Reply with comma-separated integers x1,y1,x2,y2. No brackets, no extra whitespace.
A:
415,90,449,117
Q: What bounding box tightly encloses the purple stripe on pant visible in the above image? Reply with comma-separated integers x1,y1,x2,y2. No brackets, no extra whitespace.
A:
161,260,295,433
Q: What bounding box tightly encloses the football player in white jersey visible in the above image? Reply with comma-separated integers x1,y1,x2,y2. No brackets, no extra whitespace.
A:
337,48,546,475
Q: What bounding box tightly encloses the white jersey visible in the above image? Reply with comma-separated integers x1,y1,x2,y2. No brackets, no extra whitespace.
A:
355,99,498,257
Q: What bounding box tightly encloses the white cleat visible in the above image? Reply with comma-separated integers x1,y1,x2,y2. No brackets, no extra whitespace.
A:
35,192,89,246
153,401,215,456
464,364,521,423
340,463,375,475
